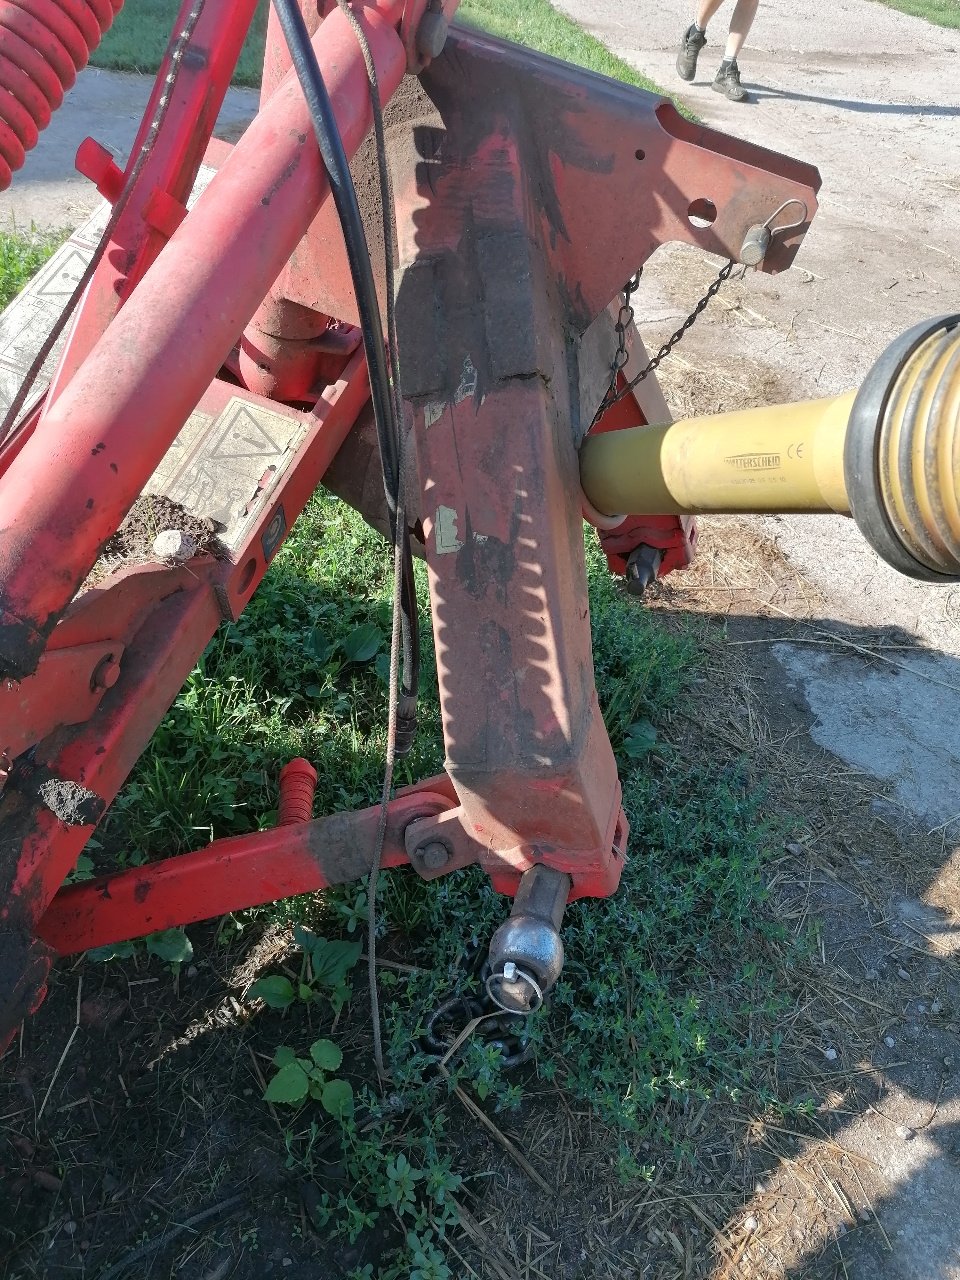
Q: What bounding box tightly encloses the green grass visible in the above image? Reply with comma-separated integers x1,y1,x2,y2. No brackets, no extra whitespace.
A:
0,230,61,308
91,0,268,86
870,0,960,27
91,0,662,96
458,0,661,93
82,494,788,1276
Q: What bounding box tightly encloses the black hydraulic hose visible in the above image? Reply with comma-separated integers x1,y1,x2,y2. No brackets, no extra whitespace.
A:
272,0,419,750
271,0,399,510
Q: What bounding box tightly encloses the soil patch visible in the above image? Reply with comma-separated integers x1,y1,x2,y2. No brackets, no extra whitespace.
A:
84,494,226,588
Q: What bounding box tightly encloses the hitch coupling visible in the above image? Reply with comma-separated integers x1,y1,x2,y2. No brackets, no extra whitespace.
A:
485,865,570,1014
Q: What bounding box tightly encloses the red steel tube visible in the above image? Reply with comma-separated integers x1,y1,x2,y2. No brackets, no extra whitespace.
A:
0,0,406,678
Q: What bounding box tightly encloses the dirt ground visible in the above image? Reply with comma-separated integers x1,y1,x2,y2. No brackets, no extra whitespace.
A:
545,3,960,1272
5,4,960,1278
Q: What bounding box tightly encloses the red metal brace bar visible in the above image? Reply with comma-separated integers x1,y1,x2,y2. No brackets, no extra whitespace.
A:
382,28,820,902
36,777,459,955
43,0,262,407
0,353,369,1045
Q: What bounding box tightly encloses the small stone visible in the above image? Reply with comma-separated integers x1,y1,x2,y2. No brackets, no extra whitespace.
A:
918,1003,928,1014
743,1216,759,1234
884,1035,896,1049
282,1259,293,1268
837,1223,847,1237
897,968,910,980
242,1087,253,1097
785,842,805,856
944,1056,954,1070
151,529,197,563
931,1000,943,1015
859,1209,871,1223
824,1047,838,1062
186,965,198,978
755,1181,767,1195
865,968,879,981
63,1220,77,1237
895,1124,915,1141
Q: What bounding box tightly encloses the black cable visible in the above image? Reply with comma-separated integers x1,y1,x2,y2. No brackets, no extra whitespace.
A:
331,0,419,748
271,0,400,511
273,0,418,754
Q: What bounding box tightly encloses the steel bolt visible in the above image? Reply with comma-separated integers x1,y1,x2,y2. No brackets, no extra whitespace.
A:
91,655,120,691
502,961,517,981
417,841,450,870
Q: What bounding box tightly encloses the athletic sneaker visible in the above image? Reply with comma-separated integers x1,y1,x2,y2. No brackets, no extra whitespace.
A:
712,59,748,102
676,24,707,81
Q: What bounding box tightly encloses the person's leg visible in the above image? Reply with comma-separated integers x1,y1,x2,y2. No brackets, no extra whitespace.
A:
677,0,728,81
696,0,729,28
722,0,759,60
712,0,758,101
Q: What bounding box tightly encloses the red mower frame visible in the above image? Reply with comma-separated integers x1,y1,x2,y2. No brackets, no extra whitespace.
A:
0,0,820,1046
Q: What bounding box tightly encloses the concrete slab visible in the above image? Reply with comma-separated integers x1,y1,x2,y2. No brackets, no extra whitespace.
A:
0,68,258,232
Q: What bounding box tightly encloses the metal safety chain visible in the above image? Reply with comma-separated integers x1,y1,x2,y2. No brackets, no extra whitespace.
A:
592,257,737,426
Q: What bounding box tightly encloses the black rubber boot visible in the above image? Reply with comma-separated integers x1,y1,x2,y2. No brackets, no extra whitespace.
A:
712,59,748,102
676,24,707,81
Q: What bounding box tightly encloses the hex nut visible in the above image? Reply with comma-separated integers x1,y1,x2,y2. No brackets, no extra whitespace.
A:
417,841,450,870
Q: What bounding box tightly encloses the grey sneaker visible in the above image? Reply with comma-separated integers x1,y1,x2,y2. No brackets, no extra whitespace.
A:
712,60,748,102
676,24,706,81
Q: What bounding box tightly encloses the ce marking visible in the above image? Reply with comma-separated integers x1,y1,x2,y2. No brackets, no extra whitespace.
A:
788,441,805,460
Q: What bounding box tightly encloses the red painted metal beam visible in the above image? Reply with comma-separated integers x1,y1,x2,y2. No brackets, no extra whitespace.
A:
0,0,407,679
36,781,456,955
43,0,262,404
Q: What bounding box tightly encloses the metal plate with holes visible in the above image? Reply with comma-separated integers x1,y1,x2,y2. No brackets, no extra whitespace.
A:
0,165,216,418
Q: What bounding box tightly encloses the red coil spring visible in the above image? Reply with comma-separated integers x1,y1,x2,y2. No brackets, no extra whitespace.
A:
0,0,123,190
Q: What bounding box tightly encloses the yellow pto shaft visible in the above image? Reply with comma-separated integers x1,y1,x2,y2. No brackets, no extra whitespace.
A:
580,393,854,517
579,315,960,582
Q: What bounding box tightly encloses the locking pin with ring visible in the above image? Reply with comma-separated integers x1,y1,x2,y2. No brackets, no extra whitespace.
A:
740,198,809,268
485,864,570,1014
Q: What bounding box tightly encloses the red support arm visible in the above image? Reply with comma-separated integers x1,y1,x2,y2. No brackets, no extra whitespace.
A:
0,0,407,679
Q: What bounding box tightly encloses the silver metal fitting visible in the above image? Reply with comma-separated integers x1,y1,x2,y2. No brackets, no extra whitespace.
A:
485,864,570,1014
740,198,808,267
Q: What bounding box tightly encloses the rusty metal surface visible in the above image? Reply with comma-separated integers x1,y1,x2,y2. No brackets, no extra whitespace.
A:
0,640,124,768
37,780,457,955
0,581,222,1048
415,29,820,331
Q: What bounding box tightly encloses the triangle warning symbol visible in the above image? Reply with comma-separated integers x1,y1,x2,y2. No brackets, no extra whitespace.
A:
210,405,283,460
